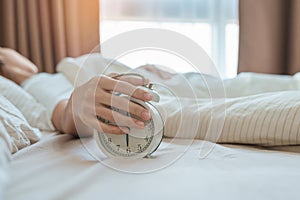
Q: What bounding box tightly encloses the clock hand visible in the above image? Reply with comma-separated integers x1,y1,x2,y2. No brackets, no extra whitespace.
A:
126,134,129,147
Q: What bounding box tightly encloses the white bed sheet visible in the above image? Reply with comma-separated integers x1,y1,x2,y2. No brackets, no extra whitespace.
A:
5,132,300,200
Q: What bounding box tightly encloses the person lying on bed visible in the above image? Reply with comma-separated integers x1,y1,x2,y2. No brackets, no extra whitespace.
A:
0,48,172,137
2,47,300,146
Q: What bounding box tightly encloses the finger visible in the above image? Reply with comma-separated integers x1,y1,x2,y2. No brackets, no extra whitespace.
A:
95,75,153,101
89,115,130,134
116,75,149,86
108,73,150,86
95,92,151,121
107,73,119,77
95,105,145,129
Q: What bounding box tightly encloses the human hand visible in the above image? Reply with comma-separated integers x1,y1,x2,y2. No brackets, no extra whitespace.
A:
0,48,38,84
70,73,153,136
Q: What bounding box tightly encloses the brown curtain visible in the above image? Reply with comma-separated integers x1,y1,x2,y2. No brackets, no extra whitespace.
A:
238,0,300,75
0,0,100,73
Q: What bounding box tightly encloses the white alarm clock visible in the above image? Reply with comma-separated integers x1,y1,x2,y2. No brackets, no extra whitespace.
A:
95,77,164,159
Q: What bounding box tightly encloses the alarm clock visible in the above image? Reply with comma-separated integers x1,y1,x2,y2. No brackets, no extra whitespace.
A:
95,79,164,159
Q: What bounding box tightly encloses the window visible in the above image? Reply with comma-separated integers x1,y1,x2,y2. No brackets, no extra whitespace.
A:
100,0,239,78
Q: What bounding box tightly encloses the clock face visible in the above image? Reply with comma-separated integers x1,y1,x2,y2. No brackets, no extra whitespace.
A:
95,102,164,159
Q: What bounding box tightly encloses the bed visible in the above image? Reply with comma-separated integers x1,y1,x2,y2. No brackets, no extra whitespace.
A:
2,54,300,200
5,132,300,200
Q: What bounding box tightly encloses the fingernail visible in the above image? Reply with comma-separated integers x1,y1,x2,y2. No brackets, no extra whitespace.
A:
142,111,151,120
135,121,145,128
121,127,130,134
144,93,152,101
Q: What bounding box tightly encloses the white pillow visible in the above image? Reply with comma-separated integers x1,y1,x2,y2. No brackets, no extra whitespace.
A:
0,76,55,131
56,53,130,85
0,77,55,199
0,124,11,200
0,94,41,153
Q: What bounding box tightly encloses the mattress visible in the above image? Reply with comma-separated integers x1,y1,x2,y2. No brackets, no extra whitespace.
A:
5,132,300,200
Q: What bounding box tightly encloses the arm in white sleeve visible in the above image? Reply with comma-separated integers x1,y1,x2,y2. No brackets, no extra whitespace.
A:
21,73,74,118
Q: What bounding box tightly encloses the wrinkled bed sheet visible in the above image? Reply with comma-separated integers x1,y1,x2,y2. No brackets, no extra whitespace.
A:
5,132,300,200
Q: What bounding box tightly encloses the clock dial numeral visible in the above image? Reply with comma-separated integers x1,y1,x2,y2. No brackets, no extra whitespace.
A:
137,144,142,151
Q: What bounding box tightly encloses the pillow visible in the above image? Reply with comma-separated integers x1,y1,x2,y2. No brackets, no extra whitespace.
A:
0,76,55,131
163,91,300,146
56,53,130,85
0,124,11,200
0,76,53,199
0,94,41,153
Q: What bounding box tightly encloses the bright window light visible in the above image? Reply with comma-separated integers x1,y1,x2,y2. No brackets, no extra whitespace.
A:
101,20,211,73
226,23,239,78
100,0,239,78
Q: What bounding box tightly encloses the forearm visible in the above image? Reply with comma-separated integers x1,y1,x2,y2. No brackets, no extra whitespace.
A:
52,96,100,137
52,99,77,136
